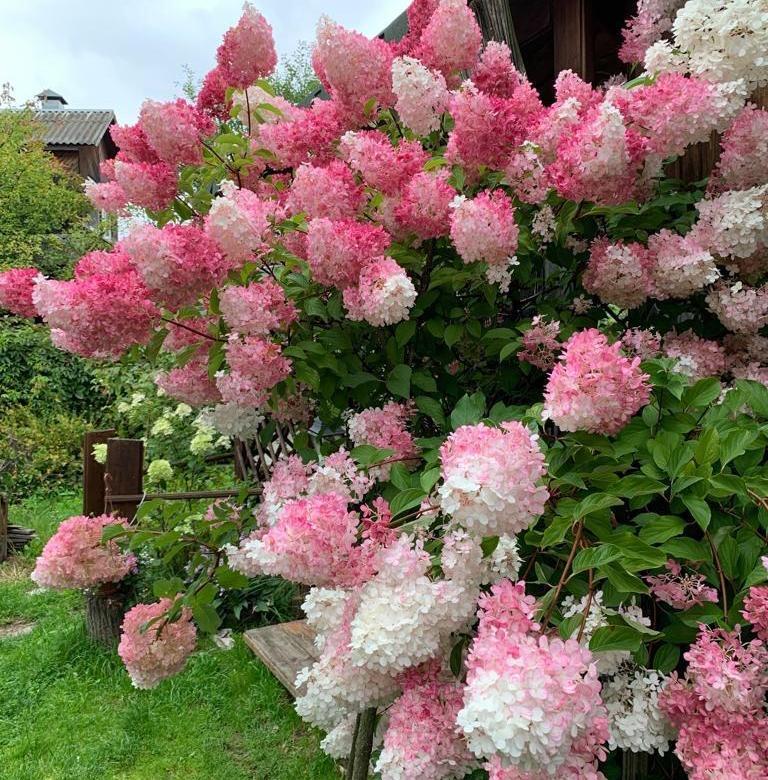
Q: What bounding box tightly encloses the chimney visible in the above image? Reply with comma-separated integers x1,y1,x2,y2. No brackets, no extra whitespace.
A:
36,89,68,110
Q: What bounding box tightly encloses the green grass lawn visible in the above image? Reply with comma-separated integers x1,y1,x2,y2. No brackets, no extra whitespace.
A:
0,493,339,780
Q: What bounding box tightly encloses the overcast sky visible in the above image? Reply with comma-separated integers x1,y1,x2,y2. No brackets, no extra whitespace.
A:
0,0,411,123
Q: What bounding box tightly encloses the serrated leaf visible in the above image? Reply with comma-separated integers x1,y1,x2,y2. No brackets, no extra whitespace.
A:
420,467,441,493
575,493,623,520
653,644,680,674
450,392,486,429
390,488,427,517
638,515,686,544
191,601,222,634
589,625,644,653
601,562,649,594
540,515,574,548
444,323,464,347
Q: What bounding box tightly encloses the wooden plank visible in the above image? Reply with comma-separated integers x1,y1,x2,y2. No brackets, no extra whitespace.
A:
0,495,8,563
105,438,144,522
553,0,593,82
83,429,116,516
243,620,318,697
470,0,526,70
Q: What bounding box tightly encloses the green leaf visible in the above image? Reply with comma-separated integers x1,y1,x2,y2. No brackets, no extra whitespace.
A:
444,324,464,347
449,636,467,677
683,377,722,408
386,364,412,398
343,372,379,388
661,537,711,562
574,493,623,520
638,515,686,545
540,515,574,548
390,488,427,517
680,494,711,530
653,644,681,674
610,475,666,499
412,371,438,393
351,445,394,467
152,577,185,599
572,544,622,574
215,566,250,589
694,427,720,465
720,429,757,467
601,562,649,594
415,396,446,428
589,626,644,653
450,392,486,429
191,601,222,634
420,467,441,493
395,320,417,347
101,523,128,542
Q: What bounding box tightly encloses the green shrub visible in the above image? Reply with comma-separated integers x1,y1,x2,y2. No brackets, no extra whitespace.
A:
0,319,111,417
0,407,88,501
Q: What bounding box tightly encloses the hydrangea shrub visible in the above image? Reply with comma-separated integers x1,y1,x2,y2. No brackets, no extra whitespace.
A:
11,0,768,776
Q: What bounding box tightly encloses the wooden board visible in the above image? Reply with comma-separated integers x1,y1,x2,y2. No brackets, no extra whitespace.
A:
243,620,318,697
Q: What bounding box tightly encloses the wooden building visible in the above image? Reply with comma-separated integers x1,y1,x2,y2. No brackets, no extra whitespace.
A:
34,89,117,182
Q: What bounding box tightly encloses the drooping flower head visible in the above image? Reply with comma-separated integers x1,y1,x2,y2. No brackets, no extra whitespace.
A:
543,329,651,435
31,515,136,589
118,599,197,689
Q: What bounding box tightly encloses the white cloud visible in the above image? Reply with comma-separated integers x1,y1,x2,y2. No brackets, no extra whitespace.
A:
0,0,410,122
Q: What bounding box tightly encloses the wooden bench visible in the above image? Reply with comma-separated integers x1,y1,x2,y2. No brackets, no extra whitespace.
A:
243,619,318,697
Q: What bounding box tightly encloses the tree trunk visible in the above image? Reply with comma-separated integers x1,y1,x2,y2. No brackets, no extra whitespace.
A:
85,584,126,647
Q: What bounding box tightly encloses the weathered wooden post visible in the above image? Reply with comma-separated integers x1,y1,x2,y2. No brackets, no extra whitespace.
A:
83,429,116,516
83,436,144,647
345,707,378,780
0,494,8,564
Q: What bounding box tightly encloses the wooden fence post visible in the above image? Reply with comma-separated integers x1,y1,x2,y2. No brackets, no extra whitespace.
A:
83,429,116,516
105,438,144,522
0,495,8,563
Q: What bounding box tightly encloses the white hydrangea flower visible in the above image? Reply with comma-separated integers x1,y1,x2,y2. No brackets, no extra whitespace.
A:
602,665,675,754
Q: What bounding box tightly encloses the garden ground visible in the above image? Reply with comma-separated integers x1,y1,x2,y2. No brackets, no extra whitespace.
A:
0,494,338,780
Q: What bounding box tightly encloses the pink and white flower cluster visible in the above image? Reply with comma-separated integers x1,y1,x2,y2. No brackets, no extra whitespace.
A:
31,515,135,590
117,599,197,689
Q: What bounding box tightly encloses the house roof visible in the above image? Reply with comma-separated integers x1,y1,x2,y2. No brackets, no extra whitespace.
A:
34,108,116,146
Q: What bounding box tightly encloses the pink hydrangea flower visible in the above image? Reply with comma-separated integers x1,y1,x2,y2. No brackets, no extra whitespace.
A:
113,160,177,212
647,559,719,610
706,281,768,334
446,82,543,171
391,56,449,136
31,515,135,589
339,131,428,196
196,65,232,121
449,190,519,287
663,330,727,379
415,0,483,85
110,122,159,164
710,104,768,193
84,179,129,214
285,160,363,221
215,2,277,88
621,328,662,360
0,267,39,318
611,73,746,160
457,580,609,775
472,41,522,98
582,237,655,309
204,182,278,265
619,0,686,64
138,99,215,167
306,218,390,290
375,667,476,780
33,252,159,359
121,223,229,310
216,336,291,407
394,170,455,240
438,422,549,536
503,143,550,204
155,359,222,407
118,599,197,689
742,585,768,642
647,230,719,299
347,401,419,478
547,102,651,206
659,625,768,779
518,316,561,371
257,98,346,169
228,492,386,588
313,17,394,119
220,278,297,336
543,329,651,435
342,257,417,327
